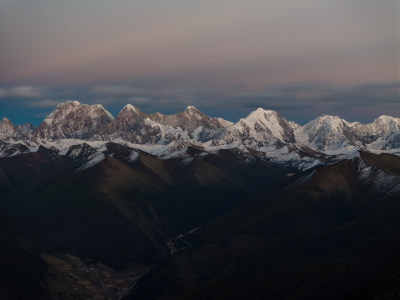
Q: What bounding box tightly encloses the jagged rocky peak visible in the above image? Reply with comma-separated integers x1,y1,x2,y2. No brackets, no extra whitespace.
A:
111,103,148,127
0,117,17,139
118,104,147,117
181,106,232,130
34,100,114,140
0,118,34,140
184,105,205,117
0,117,13,126
92,103,162,144
17,122,35,135
48,100,114,120
148,106,222,132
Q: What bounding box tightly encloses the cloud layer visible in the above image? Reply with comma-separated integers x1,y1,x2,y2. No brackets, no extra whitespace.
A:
1,80,399,126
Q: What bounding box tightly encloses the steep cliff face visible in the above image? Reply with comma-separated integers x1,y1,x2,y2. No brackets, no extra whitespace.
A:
0,117,18,140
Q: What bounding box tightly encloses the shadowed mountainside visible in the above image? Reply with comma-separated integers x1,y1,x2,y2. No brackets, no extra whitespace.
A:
0,147,287,270
129,151,400,300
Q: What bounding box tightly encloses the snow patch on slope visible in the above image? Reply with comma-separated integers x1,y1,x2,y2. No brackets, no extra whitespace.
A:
75,153,105,172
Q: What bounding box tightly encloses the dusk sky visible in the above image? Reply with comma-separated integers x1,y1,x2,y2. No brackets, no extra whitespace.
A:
0,0,399,125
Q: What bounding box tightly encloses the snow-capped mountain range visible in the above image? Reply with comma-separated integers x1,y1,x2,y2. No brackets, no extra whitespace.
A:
1,100,400,170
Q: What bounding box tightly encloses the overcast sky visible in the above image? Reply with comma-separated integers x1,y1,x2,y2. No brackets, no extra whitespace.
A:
0,0,398,125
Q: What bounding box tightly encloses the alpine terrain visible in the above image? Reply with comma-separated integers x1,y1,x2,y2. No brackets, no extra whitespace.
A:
1,100,400,299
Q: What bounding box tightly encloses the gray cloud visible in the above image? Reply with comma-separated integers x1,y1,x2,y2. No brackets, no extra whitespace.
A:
25,98,61,108
0,86,42,98
90,85,146,97
1,80,399,125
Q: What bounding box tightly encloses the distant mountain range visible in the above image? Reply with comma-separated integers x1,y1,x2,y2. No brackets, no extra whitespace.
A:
1,100,399,171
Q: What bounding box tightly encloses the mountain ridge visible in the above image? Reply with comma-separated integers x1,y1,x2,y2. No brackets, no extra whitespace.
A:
2,100,400,171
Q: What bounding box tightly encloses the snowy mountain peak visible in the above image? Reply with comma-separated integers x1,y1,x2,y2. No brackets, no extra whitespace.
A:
68,100,81,105
186,105,198,111
243,108,281,123
216,118,233,128
1,117,10,122
253,107,277,115
182,106,205,118
115,104,146,119
121,104,139,113
295,115,357,151
321,114,340,118
228,108,296,146
95,104,114,120
238,108,276,122
56,100,81,107
313,114,347,128
318,114,344,122
242,108,283,126
373,115,399,125
116,104,147,121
